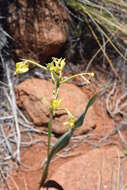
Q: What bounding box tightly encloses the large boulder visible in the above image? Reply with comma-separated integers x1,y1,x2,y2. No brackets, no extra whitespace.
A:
8,0,68,61
15,78,96,135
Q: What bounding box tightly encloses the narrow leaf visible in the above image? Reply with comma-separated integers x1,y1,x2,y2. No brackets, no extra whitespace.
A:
49,130,73,159
74,95,96,129
40,130,73,187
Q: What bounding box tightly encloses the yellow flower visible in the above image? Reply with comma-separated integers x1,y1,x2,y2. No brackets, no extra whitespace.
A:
64,109,76,128
16,61,29,74
47,57,66,76
50,98,61,113
56,57,66,72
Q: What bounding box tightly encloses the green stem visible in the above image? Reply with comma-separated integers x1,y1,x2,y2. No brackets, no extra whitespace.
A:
47,109,53,157
40,73,61,188
22,59,47,71
55,79,60,99
61,73,92,84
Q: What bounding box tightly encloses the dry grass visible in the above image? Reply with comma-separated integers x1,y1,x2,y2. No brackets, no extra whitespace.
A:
62,0,127,79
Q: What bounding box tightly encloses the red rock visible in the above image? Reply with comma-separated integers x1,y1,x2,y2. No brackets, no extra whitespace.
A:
8,0,68,61
15,78,96,135
44,147,125,190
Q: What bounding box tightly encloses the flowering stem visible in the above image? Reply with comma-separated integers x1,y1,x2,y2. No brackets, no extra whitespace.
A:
61,72,94,84
48,79,60,156
55,80,60,99
21,59,47,71
47,109,53,157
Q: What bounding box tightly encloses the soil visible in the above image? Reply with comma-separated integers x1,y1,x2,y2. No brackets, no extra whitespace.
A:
3,75,127,190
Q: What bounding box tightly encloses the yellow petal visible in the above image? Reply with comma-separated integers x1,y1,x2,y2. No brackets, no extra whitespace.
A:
16,62,29,74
